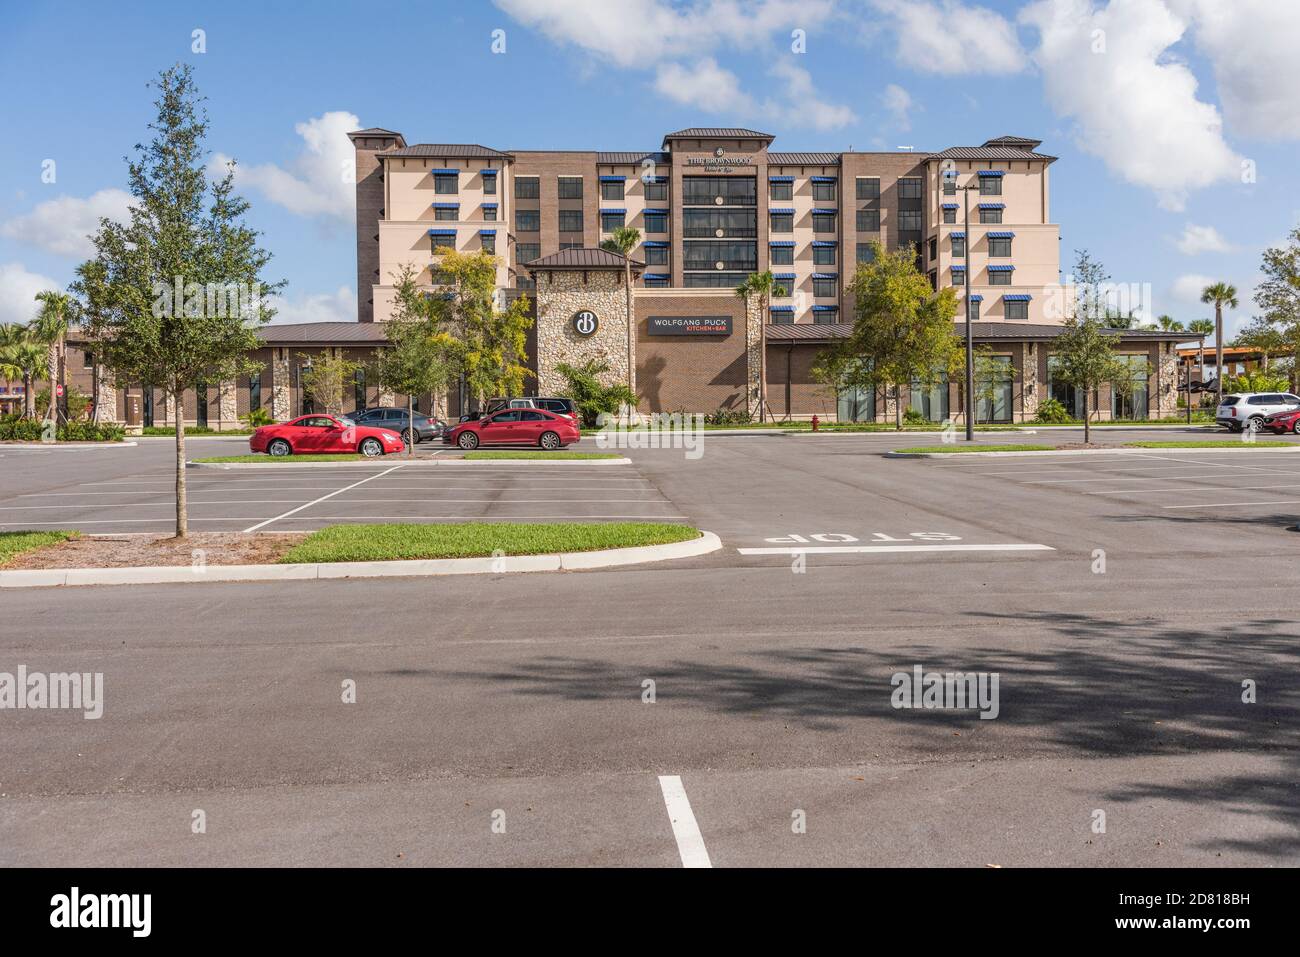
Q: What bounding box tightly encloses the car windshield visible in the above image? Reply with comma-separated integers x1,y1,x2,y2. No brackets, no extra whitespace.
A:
1220,396,1241,405
338,418,355,427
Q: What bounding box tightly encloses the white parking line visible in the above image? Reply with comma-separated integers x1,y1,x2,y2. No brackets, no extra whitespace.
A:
1090,483,1300,495
738,543,1054,555
267,513,691,521
1020,470,1298,485
658,775,712,869
1162,499,1300,510
242,465,405,532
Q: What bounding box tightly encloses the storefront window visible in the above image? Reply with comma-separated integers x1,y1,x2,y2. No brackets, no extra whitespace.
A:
975,355,1013,423
910,373,949,422
1047,355,1084,419
1112,354,1150,420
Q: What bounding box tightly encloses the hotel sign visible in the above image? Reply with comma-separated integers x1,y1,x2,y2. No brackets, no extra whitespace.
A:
684,156,753,174
647,316,732,336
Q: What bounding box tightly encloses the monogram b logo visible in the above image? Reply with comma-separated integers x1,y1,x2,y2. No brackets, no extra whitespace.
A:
573,310,598,337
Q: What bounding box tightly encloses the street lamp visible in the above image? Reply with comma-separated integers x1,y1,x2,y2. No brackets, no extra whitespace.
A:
942,163,978,441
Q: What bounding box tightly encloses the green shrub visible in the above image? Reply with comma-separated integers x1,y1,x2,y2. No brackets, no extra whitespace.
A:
704,407,752,426
241,407,275,428
554,359,638,427
0,415,123,442
902,407,928,426
1033,397,1074,423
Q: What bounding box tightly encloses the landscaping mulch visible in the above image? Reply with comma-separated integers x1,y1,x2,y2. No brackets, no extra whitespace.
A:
5,532,305,569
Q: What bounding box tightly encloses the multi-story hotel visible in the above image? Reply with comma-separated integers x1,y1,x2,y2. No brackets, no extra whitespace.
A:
56,126,1187,428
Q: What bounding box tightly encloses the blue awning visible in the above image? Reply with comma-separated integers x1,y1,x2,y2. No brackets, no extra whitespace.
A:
978,170,1005,177
812,305,839,311
812,273,838,279
481,202,499,207
478,229,497,234
646,176,668,184
643,273,670,279
644,208,670,214
769,208,795,215
773,273,796,280
987,264,1016,272
1003,294,1032,301
432,202,460,208
968,294,983,302
428,229,456,235
770,305,796,313
978,203,1005,209
987,231,1016,238
810,176,837,183
769,241,795,247
431,168,459,175
600,208,627,215
951,264,966,270
479,169,498,175
950,232,966,239
812,240,837,247
768,176,794,183
599,176,626,181
642,241,670,247
811,208,838,215
942,203,959,209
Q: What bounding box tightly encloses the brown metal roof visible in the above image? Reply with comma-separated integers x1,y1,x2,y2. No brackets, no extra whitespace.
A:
597,151,671,165
663,127,774,140
257,322,390,346
930,146,1057,163
983,135,1043,148
766,322,853,341
349,127,403,138
523,248,644,271
766,321,1189,343
385,144,511,159
767,152,843,166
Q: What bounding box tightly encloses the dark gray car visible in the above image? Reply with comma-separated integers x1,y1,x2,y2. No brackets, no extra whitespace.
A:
352,407,446,444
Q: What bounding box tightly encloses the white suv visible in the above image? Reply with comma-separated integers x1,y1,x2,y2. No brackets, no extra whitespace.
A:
1217,392,1300,431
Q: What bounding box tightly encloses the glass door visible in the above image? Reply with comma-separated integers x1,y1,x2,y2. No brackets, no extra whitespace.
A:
1112,355,1150,419
976,356,1013,423
837,384,875,422
910,373,949,422
1047,356,1085,419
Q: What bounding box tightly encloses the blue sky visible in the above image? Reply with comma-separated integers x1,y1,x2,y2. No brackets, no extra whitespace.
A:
2,0,1296,341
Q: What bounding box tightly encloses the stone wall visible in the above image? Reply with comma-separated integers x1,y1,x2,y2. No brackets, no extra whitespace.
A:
534,270,630,396
270,353,291,421
1156,340,1179,415
744,295,763,418
1022,341,1040,418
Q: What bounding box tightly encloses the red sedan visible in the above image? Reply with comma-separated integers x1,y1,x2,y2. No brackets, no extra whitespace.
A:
249,415,406,457
446,408,580,450
1260,408,1300,435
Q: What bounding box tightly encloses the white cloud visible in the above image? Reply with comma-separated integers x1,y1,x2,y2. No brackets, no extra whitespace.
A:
1020,0,1242,212
214,111,359,221
266,286,356,325
0,188,133,258
1174,223,1232,256
1174,0,1300,141
881,83,914,131
766,61,857,131
654,59,754,112
0,262,61,326
870,0,1026,75
1171,272,1217,304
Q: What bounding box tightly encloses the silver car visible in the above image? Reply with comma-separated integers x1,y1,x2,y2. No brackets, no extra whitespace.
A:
1217,392,1300,431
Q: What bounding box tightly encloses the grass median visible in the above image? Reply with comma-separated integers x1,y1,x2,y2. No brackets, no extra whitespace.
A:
892,444,1056,454
192,454,373,463
279,522,700,563
0,531,79,567
1123,440,1299,449
460,451,623,460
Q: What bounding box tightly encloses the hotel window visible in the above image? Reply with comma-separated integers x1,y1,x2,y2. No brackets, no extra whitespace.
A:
943,179,956,195
980,175,1003,195
681,175,755,205
483,172,497,195
1004,298,1029,320
559,210,583,232
483,205,497,221
352,369,365,412
559,241,582,250
856,209,880,232
951,236,966,258
770,212,793,233
812,245,836,266
645,180,668,201
812,179,836,201
856,243,876,264
683,241,756,271
770,180,793,201
516,243,540,264
812,212,836,233
898,210,922,232
927,270,937,291
770,310,793,324
856,177,880,200
83,350,95,369
601,210,625,231
434,206,457,221
989,269,1013,286
430,268,453,285
813,307,839,324
644,276,670,288
684,272,750,288
942,207,957,224
774,278,794,297
601,180,623,200
980,207,1003,224
967,299,981,321
516,210,540,232
683,208,756,238
898,177,922,199
558,176,583,199
928,237,937,262
481,233,496,254
515,176,539,199
431,233,456,251
989,236,1012,257
644,245,669,266
770,245,794,265
434,172,458,194
813,277,837,297
250,374,262,411
644,211,668,234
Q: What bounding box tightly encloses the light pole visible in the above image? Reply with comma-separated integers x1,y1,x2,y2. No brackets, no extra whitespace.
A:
943,167,978,441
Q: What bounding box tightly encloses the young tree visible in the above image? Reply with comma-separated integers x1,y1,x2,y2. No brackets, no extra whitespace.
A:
0,325,45,419
554,358,637,428
31,290,78,435
71,64,282,537
735,271,788,422
432,249,531,406
1070,248,1112,321
1050,317,1126,444
375,265,461,457
1254,226,1300,391
825,241,960,430
1200,281,1238,406
1233,315,1287,371
299,352,360,417
599,225,641,390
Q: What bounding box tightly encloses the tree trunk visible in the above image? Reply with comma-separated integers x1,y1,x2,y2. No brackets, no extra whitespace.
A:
758,292,769,423
1083,386,1091,445
45,341,59,440
894,384,902,430
1214,304,1224,407
174,387,188,538
22,373,34,419
407,392,415,458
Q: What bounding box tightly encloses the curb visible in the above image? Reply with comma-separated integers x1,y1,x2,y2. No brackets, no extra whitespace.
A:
187,456,632,469
885,445,1300,458
0,531,721,589
792,429,1032,438
0,441,138,449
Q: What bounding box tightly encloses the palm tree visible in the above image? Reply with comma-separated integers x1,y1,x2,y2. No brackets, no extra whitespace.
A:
599,225,641,393
1200,282,1238,406
1187,318,1215,392
735,271,787,423
5,337,48,420
31,290,77,435
1156,314,1184,332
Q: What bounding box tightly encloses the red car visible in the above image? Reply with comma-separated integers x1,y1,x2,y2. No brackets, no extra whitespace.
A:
446,408,580,450
1260,408,1300,435
249,414,406,457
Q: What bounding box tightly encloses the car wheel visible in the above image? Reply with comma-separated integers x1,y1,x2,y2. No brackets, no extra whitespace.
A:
359,437,384,457
1292,420,1300,435
539,431,561,450
458,431,479,450
267,439,291,457
401,428,413,446
1247,416,1264,432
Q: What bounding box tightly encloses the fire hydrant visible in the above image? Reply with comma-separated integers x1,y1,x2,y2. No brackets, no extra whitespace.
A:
811,414,820,432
